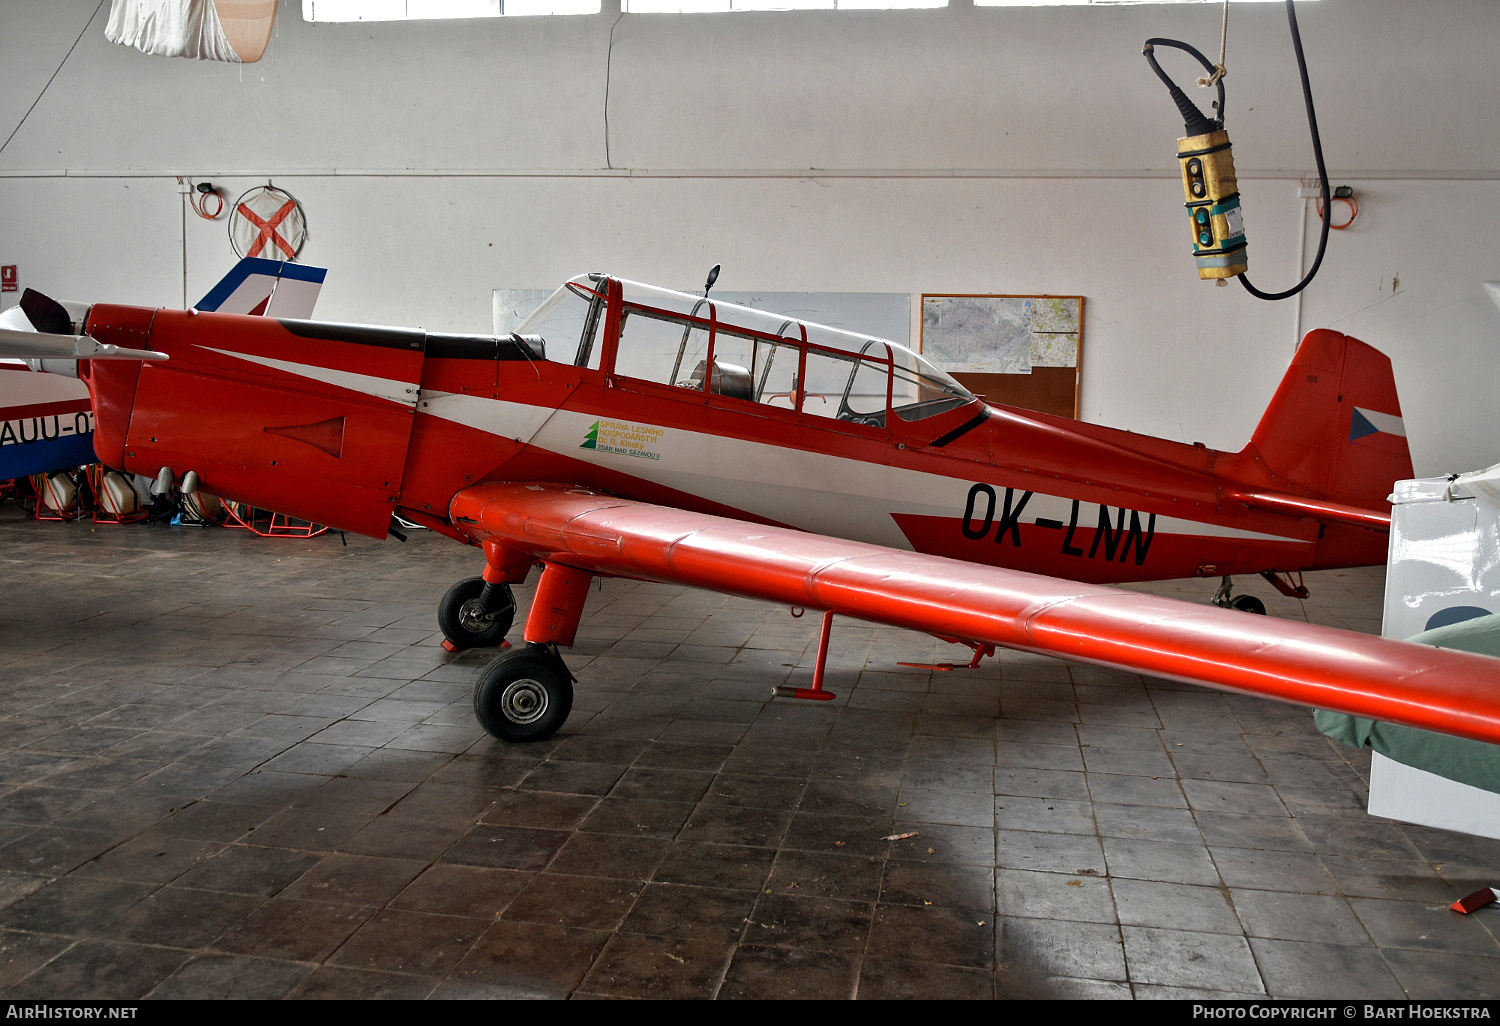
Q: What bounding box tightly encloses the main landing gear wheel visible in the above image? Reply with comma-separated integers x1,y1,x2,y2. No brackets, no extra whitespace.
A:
473,645,574,743
1230,594,1267,615
438,577,515,648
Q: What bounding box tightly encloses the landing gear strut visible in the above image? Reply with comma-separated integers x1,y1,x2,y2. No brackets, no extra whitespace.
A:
439,577,515,649
1211,576,1266,615
462,560,592,743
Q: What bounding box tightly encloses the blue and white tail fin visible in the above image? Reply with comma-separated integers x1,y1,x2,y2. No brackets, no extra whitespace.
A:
194,258,327,319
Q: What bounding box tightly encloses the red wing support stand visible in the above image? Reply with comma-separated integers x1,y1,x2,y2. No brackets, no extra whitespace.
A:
773,610,1000,702
898,636,998,672
775,610,840,701
1262,570,1311,600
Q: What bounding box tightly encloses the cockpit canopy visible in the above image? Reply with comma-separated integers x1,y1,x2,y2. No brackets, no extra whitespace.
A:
516,274,977,427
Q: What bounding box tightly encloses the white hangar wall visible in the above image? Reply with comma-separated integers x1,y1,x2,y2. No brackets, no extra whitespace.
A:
1,0,1497,474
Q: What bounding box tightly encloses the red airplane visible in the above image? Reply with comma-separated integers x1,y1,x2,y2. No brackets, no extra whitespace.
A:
13,267,1500,747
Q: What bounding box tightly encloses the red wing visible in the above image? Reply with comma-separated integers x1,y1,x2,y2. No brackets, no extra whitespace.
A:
452,483,1500,746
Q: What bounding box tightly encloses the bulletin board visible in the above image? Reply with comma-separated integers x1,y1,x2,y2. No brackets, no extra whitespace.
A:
920,294,1084,419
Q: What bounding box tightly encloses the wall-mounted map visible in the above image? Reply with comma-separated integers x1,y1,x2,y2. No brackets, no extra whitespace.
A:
920,294,1084,419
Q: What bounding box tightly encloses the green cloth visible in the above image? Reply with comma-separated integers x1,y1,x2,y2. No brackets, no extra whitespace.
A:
1314,613,1500,794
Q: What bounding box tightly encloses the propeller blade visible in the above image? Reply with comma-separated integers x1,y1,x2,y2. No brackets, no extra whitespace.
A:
19,289,72,335
0,328,168,362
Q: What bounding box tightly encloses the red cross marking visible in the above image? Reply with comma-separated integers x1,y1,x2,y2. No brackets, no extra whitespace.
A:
237,197,299,259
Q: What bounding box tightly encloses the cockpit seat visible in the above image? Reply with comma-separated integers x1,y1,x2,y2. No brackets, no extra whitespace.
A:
711,360,753,400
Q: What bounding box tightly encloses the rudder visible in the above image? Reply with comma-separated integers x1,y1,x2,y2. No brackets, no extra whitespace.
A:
195,258,327,319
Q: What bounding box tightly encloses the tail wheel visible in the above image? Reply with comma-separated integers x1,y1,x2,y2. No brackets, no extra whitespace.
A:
439,577,515,648
473,648,573,743
1230,594,1267,615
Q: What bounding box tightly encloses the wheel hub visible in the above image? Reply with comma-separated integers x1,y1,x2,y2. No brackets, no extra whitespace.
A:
499,678,549,725
458,598,496,633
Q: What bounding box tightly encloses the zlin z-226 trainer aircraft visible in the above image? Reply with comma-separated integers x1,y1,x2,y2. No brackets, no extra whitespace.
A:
6,262,1500,747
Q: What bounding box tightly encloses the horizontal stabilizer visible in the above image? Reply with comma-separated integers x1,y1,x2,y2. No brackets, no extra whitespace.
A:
1225,489,1390,531
0,328,168,362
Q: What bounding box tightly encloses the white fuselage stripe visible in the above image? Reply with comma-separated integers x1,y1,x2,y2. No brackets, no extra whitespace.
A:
204,347,417,407
419,393,1305,548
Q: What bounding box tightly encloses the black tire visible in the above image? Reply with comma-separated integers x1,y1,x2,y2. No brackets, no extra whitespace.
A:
473,648,573,742
438,577,515,648
1230,594,1267,615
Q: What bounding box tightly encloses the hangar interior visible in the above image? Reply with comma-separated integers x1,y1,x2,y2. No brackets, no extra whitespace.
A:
1,0,1499,1001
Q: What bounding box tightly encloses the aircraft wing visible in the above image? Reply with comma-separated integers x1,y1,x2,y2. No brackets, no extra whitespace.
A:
451,482,1500,747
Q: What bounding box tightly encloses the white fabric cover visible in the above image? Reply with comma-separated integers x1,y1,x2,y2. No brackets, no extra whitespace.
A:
105,0,242,62
1451,463,1500,508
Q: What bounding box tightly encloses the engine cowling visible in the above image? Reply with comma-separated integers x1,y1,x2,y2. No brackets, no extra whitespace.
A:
82,305,426,538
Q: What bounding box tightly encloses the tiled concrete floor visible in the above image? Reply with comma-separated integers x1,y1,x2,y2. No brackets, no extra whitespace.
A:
0,506,1497,999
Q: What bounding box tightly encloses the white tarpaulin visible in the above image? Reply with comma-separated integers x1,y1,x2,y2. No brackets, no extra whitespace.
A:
1453,463,1500,509
105,0,278,63
228,186,308,261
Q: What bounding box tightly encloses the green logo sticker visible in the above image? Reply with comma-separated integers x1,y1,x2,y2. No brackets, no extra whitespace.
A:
580,419,663,461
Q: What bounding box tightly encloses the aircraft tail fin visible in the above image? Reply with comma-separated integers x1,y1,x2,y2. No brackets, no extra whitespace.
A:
1239,329,1413,511
194,258,326,319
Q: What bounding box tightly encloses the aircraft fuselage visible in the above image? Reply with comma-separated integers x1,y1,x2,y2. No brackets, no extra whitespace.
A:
79,273,1397,587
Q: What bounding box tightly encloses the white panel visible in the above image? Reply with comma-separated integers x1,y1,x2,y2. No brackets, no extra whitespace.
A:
304,0,499,19
0,366,91,408
1368,753,1500,841
976,1,1286,6
732,0,834,10
413,0,502,16
503,0,600,15
1383,487,1500,642
1374,484,1500,839
837,0,945,8
623,0,729,10
304,0,411,21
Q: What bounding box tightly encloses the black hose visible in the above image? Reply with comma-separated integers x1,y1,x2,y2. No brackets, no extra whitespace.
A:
1236,0,1330,302
1142,37,1224,136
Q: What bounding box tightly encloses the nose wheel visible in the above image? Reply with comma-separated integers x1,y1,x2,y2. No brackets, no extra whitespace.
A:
473,644,574,742
439,577,516,648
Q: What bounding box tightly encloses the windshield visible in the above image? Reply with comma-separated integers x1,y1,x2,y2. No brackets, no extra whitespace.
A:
890,345,975,421
514,274,605,366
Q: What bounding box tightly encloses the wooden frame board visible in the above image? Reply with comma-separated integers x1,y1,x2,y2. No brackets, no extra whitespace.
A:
919,293,1084,420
